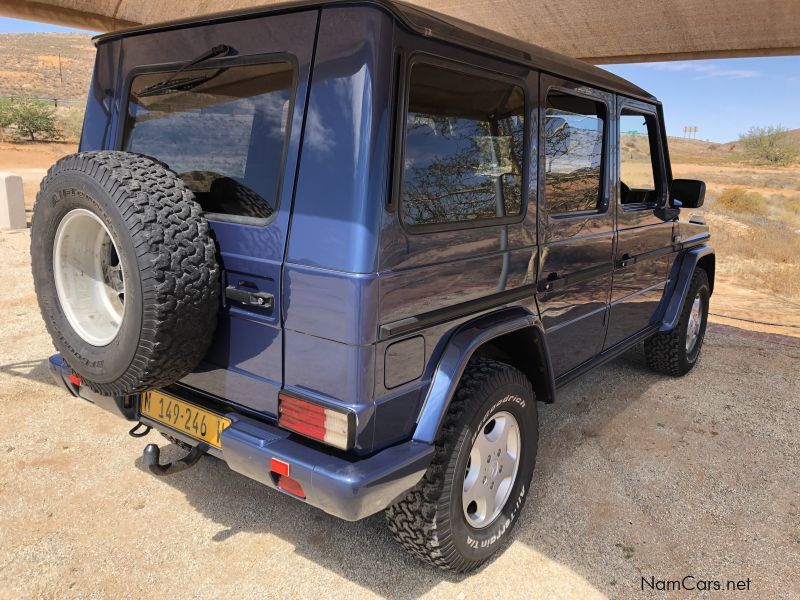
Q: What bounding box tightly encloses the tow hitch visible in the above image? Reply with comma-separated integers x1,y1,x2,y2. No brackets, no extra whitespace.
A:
142,442,208,476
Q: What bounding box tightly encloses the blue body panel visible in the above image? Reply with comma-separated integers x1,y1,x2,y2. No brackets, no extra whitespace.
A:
413,309,549,444
49,353,432,521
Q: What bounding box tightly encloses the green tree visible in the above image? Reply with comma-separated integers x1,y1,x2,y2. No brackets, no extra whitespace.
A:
10,99,62,142
738,125,798,166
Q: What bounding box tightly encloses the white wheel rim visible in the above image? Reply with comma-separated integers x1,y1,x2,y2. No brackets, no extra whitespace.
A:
53,209,127,347
686,293,703,353
462,410,521,529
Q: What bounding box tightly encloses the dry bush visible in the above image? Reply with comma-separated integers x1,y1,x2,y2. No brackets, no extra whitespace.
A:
739,125,798,166
710,214,800,298
714,187,769,216
57,105,85,142
783,195,800,217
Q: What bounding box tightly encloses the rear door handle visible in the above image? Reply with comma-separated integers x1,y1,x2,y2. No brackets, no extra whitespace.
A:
538,272,563,293
225,285,274,309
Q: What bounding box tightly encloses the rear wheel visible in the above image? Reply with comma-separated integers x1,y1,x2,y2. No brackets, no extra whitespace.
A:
644,268,710,376
385,358,538,572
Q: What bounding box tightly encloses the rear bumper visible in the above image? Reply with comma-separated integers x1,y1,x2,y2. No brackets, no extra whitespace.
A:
48,353,434,521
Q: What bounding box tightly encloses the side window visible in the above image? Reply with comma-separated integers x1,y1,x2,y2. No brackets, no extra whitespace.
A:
544,91,606,215
619,109,662,206
401,62,525,229
123,61,295,222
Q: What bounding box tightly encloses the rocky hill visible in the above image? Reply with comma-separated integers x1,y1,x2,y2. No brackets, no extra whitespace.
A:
0,33,95,100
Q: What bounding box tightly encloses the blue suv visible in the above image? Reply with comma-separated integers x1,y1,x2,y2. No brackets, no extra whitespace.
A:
32,0,713,572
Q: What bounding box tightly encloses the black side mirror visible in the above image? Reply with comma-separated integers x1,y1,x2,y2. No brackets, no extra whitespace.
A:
670,178,706,209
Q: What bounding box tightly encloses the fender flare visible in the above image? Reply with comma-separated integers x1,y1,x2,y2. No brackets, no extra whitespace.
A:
660,245,715,332
412,307,555,444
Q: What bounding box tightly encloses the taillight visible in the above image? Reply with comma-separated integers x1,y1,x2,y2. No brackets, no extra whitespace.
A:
278,393,350,450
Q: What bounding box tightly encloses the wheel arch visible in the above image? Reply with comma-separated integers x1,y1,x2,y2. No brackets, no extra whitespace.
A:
412,307,555,445
697,252,715,295
660,244,714,332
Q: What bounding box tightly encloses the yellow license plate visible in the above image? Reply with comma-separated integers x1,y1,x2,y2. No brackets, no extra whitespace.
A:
140,391,231,449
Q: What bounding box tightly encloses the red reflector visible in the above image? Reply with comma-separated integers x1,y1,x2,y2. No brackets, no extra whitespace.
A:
270,457,290,478
277,475,305,498
68,372,81,386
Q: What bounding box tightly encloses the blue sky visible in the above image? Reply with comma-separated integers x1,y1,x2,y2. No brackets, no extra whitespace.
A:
0,17,94,34
1,17,798,143
603,58,800,142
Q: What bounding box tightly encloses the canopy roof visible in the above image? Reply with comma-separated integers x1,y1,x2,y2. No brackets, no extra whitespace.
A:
2,0,799,63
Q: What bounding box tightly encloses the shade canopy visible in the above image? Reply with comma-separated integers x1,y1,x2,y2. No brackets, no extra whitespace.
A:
1,0,799,63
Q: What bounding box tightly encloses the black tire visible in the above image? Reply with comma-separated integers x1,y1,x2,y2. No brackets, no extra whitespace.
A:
31,151,220,395
209,177,274,219
644,268,710,376
386,358,538,572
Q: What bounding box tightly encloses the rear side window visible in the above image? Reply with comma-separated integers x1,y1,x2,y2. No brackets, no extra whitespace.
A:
400,62,525,229
123,61,295,222
544,91,605,215
619,109,662,206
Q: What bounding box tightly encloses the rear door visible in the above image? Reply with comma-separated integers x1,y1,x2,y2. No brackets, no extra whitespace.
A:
119,13,318,416
604,99,673,348
537,76,614,377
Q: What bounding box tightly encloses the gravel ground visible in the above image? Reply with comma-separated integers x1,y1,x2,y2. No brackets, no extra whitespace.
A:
1,228,798,599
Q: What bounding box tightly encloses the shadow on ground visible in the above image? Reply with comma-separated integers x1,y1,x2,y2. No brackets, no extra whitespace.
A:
5,322,799,598
126,346,670,597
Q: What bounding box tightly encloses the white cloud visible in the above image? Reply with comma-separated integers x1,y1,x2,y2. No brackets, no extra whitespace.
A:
303,106,335,154
640,61,760,80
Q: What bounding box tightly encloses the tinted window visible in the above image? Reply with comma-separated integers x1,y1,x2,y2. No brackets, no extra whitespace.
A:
544,92,605,215
401,63,525,228
124,62,294,221
620,109,661,205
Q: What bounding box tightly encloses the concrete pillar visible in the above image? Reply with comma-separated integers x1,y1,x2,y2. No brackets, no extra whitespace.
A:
0,172,26,230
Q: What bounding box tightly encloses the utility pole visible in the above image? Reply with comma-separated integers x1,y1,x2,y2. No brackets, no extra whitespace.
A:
58,53,64,88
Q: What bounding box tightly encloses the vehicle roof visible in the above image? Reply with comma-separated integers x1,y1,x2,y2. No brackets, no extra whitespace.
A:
93,0,656,103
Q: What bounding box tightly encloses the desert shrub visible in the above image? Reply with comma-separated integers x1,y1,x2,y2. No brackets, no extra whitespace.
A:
710,214,800,297
782,194,800,213
0,97,13,138
714,187,768,216
57,105,85,142
9,99,62,141
738,125,798,166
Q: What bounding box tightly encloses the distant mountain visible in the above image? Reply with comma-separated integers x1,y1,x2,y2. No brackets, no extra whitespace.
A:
0,33,95,100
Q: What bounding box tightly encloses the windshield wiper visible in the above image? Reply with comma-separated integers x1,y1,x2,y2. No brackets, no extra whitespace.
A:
136,44,234,98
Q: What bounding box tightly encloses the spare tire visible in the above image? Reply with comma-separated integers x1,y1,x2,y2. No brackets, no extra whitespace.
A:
31,151,220,395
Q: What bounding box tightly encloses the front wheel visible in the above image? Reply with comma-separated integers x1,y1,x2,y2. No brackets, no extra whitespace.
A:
644,268,710,376
385,358,538,572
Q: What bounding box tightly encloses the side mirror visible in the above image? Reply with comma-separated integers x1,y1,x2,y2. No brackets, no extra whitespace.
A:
670,178,706,209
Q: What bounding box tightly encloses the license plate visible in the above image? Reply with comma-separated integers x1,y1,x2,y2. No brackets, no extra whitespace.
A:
140,390,231,449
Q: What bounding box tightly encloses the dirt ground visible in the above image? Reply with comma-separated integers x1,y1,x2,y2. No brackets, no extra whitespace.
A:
1,228,798,599
0,142,75,219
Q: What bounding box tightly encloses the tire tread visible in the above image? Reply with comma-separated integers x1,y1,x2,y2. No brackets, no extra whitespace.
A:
31,151,220,395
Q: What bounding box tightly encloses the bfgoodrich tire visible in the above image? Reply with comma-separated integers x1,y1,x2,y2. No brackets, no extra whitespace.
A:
386,358,538,572
31,151,220,395
644,268,710,376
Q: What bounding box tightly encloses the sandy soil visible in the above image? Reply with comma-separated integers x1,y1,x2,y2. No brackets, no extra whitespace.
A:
0,141,76,221
1,229,799,599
